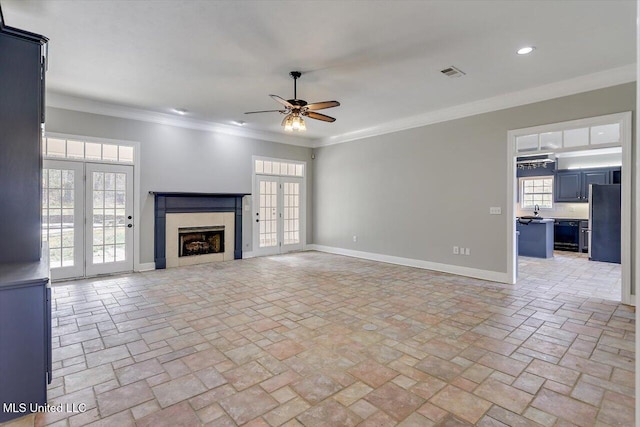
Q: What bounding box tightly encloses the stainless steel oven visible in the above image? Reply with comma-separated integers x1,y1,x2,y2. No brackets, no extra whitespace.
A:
554,220,580,252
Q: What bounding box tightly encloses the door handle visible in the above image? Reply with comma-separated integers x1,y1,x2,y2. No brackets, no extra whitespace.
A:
128,215,132,220
256,219,259,223
127,224,133,228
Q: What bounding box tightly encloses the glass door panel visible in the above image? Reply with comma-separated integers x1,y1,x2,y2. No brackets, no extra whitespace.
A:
256,177,279,254
42,160,84,280
282,178,302,251
85,163,133,276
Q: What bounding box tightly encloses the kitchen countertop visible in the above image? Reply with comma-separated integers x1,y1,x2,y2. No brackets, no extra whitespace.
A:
516,218,554,223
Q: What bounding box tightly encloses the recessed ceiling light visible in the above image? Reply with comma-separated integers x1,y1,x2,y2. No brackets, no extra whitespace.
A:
173,108,187,115
517,46,535,55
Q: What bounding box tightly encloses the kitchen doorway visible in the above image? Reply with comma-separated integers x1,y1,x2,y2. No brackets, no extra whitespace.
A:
507,112,632,305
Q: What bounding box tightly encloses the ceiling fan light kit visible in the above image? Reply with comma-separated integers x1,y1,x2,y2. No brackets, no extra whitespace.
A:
245,71,340,132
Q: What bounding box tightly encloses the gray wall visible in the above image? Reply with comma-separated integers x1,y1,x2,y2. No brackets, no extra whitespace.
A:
45,107,313,265
313,83,636,276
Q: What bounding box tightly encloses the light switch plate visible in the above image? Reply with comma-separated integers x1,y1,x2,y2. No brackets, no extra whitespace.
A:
489,207,502,215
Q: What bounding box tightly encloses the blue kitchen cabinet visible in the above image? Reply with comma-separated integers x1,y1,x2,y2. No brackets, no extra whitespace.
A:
0,257,51,423
0,14,51,423
555,171,582,202
610,167,621,184
516,219,554,258
582,170,608,199
555,168,612,203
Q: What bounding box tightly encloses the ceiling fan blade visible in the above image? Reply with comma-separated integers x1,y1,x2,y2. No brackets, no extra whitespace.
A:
305,111,336,122
244,109,286,114
270,94,294,108
305,100,340,111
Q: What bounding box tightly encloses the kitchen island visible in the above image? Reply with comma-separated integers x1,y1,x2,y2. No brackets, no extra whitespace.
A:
516,218,554,258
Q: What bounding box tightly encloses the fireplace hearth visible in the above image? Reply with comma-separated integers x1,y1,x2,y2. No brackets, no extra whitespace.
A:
179,226,225,257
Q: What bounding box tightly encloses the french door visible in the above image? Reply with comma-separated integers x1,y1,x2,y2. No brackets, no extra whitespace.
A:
85,163,134,276
254,175,303,255
42,160,84,280
43,160,134,280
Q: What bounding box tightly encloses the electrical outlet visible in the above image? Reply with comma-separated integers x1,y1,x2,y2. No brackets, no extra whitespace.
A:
353,235,357,242
453,246,459,254
489,207,502,215
465,248,470,255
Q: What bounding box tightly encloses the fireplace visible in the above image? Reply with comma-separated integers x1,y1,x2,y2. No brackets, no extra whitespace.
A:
179,226,225,257
153,192,248,269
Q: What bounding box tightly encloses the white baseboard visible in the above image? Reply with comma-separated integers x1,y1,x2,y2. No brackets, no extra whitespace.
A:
307,244,509,284
242,251,255,259
135,262,156,272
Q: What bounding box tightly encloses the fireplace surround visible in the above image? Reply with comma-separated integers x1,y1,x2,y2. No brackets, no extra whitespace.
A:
152,192,248,269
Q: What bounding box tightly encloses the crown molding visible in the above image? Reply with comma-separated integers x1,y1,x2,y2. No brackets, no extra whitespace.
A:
315,64,637,148
46,63,636,150
46,92,315,148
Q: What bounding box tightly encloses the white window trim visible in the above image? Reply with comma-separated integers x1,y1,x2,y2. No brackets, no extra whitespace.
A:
513,111,628,155
44,132,145,272
253,156,306,177
507,112,633,306
520,177,554,209
44,133,136,164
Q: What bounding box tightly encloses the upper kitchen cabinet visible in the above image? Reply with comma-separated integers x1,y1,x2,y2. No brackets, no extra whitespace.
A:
555,170,582,202
0,14,48,263
582,170,608,197
610,167,622,184
555,167,612,202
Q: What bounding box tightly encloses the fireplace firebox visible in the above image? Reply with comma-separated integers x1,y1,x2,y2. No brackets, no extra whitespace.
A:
178,226,225,257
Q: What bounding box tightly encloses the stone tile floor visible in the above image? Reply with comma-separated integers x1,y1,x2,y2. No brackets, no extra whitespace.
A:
1,251,634,426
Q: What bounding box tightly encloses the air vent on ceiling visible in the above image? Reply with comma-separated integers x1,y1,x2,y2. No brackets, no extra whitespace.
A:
440,66,466,78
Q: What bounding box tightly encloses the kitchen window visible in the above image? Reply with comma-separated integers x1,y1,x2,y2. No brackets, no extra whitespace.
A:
521,177,553,209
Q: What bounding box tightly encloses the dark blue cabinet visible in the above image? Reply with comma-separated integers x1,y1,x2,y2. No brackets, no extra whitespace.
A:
0,13,51,423
555,171,582,202
0,259,51,423
610,167,621,184
582,170,608,199
555,167,612,203
0,19,48,262
516,219,554,258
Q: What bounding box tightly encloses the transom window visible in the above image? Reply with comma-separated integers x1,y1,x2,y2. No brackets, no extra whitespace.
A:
255,159,304,177
521,177,553,209
514,114,624,153
43,137,134,163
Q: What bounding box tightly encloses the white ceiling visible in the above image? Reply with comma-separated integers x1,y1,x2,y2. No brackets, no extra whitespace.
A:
2,0,636,143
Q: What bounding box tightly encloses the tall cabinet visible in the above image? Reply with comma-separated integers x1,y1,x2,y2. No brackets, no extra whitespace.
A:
0,10,51,423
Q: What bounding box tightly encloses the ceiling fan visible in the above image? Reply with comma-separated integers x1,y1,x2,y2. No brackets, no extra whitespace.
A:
244,71,340,132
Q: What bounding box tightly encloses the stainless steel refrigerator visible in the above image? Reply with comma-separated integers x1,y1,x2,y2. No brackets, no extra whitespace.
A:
588,184,621,263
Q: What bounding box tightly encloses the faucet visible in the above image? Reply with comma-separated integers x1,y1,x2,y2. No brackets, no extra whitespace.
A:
534,204,540,217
